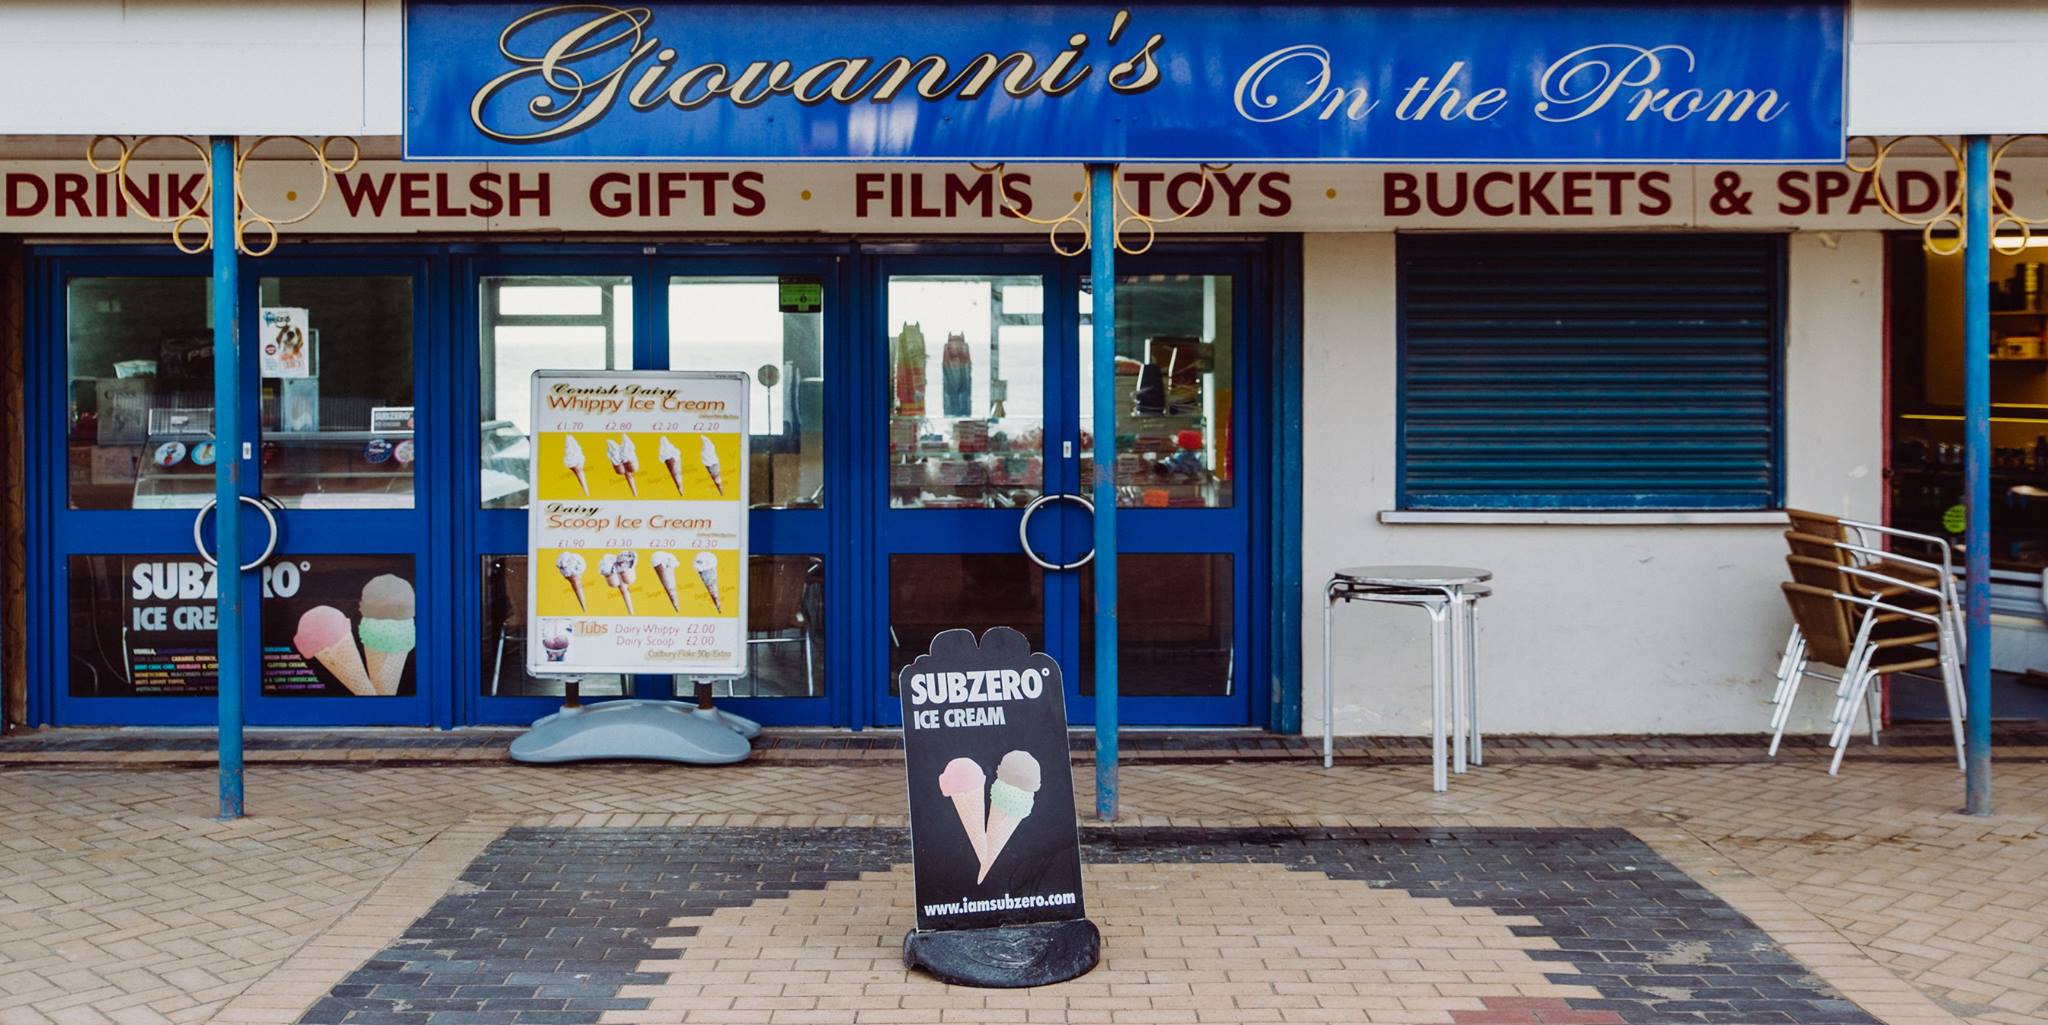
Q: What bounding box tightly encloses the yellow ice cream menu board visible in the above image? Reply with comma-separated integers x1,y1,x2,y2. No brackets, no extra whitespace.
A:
525,370,749,676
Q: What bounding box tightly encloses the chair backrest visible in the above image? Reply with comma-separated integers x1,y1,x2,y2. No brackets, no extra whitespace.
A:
1781,580,1856,666
1785,529,1848,563
1786,554,1845,591
1786,508,1846,541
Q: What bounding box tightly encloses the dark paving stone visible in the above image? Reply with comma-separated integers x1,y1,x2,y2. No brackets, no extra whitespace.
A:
294,826,1881,1025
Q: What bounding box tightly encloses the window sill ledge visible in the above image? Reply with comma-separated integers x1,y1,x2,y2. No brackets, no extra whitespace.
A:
1378,510,1789,526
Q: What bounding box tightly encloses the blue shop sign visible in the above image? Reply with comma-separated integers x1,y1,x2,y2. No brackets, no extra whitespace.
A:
403,3,1845,163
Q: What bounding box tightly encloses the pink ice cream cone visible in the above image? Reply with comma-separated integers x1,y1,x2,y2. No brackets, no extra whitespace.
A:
293,605,373,696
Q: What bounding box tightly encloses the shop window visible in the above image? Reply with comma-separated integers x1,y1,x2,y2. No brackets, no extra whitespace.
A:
1397,235,1784,510
1889,239,2048,584
1078,553,1234,696
478,277,633,509
708,555,825,699
65,277,212,510
668,278,824,509
257,277,415,509
886,276,1045,509
1079,275,1235,508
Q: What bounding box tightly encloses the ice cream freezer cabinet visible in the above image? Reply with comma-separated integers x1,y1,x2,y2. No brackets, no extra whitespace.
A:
19,240,1289,730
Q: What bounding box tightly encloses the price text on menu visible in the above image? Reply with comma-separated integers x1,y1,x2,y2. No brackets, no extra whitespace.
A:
525,369,750,676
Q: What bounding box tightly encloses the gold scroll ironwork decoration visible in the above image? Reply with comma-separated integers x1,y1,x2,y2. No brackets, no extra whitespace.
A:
1988,135,2048,254
1848,135,2048,256
86,135,361,256
973,163,1235,256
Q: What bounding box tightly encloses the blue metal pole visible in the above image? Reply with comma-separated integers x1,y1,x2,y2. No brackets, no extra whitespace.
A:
211,136,245,820
1088,164,1119,821
1963,136,1993,816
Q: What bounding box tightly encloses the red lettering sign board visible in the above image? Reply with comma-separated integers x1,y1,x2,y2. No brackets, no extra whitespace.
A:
0,160,2006,234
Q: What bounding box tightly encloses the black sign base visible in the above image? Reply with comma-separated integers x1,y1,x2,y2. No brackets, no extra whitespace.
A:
902,919,1100,988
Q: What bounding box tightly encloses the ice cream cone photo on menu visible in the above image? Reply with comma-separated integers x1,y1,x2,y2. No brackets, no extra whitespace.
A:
693,550,722,613
599,550,638,614
606,434,639,495
650,551,681,611
938,757,989,865
293,605,374,696
659,436,685,496
700,434,724,496
562,434,589,496
979,750,1042,883
356,574,417,696
555,551,588,611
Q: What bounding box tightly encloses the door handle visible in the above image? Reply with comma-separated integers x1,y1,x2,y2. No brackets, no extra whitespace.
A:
193,494,281,572
1018,492,1095,571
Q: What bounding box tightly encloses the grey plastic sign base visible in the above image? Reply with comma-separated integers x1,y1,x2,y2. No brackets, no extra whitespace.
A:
508,700,759,765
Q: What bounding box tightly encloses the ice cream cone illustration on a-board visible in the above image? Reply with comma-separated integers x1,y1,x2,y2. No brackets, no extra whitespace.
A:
650,551,681,611
979,750,1041,882
562,434,589,496
293,605,374,696
357,574,416,695
606,434,639,495
658,436,685,496
556,551,588,611
939,758,989,866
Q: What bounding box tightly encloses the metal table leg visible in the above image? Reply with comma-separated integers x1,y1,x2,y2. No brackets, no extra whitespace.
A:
1466,594,1482,767
1449,586,1468,774
1429,601,1450,793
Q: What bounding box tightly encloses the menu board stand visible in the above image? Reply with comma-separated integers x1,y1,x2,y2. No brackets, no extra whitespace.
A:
509,369,756,766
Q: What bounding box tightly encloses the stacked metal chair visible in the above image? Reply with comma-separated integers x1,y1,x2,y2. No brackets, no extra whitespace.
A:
1770,510,1966,773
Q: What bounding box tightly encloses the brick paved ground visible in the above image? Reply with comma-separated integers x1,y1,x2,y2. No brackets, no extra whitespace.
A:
0,742,2043,1025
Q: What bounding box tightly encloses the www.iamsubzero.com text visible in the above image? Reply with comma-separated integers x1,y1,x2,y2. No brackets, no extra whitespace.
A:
922,891,1078,917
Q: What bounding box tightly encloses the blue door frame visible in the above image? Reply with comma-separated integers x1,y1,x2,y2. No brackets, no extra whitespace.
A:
24,238,1295,731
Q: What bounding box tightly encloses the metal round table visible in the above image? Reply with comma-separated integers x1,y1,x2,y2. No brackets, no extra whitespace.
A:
1324,565,1493,791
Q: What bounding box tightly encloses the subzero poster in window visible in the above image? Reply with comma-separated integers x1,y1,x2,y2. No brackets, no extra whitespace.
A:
526,370,750,676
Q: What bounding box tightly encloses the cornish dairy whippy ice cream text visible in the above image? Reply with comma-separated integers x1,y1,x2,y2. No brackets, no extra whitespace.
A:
526,373,749,676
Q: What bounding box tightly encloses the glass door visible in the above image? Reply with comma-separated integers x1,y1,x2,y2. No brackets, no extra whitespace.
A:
1075,265,1255,725
464,257,843,727
866,254,1261,728
664,263,838,725
44,256,441,726
241,259,438,724
872,258,1081,726
467,261,641,723
50,265,227,725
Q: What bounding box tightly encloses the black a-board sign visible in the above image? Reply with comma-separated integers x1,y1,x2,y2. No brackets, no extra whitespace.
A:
897,627,1099,987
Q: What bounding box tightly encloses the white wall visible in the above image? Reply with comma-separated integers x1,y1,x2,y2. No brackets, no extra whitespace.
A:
1848,1,2048,136
1301,232,1885,736
0,0,401,136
